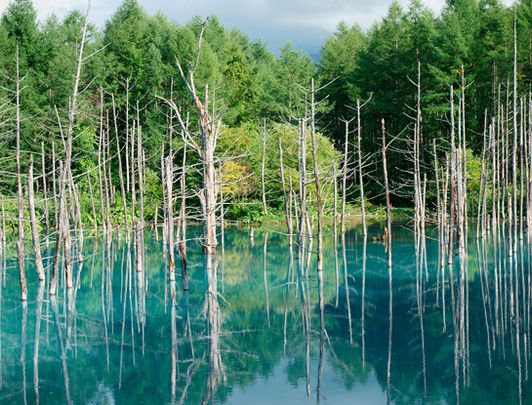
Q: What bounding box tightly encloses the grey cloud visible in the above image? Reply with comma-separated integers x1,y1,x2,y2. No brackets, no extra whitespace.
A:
0,0,447,55
140,0,445,55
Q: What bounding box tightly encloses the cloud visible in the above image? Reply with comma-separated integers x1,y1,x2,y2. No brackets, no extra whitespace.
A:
140,0,447,54
0,0,453,55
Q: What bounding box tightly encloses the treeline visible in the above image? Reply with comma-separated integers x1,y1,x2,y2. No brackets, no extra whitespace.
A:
0,0,530,223
320,0,531,202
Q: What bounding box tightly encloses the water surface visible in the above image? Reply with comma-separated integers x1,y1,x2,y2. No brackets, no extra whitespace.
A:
0,226,529,404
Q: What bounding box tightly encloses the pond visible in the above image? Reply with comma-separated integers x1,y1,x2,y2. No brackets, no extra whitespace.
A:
0,225,529,404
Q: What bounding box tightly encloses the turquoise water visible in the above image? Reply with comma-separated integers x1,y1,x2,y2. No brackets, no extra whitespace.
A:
0,226,530,404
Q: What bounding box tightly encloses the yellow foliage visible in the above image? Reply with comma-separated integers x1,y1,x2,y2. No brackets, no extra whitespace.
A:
221,160,257,198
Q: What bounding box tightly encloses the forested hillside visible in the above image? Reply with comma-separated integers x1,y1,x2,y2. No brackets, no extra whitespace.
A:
0,0,530,224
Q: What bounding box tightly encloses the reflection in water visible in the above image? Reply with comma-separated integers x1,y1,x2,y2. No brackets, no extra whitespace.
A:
204,253,224,404
33,281,44,405
0,226,530,404
263,233,270,328
21,300,27,405
342,232,353,344
51,295,72,405
361,235,367,369
0,265,2,389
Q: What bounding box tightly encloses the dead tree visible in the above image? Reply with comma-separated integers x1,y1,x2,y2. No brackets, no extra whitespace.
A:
512,16,518,252
164,20,221,270
298,118,308,249
112,94,129,237
382,119,392,268
51,2,90,294
125,78,131,194
28,155,45,281
309,78,325,338
261,119,268,215
176,139,188,249
40,142,50,239
136,107,145,273
278,135,293,245
165,156,175,280
88,175,98,236
356,98,368,237
340,119,349,234
51,141,58,229
15,46,27,300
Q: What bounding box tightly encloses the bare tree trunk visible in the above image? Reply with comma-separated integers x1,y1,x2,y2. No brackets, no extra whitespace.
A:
112,94,129,238
333,162,338,235
161,145,168,249
15,46,27,301
88,175,98,236
340,119,348,234
356,99,367,236
201,86,218,262
414,60,422,241
261,119,268,215
136,109,145,273
477,112,489,238
53,3,90,293
52,141,58,230
28,155,45,281
333,162,339,306
49,162,65,296
512,16,518,253
131,120,137,243
218,163,225,291
103,110,112,240
382,119,392,268
166,156,175,280
106,113,114,206
70,178,84,271
519,97,524,240
278,135,293,245
523,94,532,238
310,78,325,338
154,205,159,241
298,118,308,261
125,78,131,194
163,21,219,279
176,144,187,249
460,66,468,231
40,142,50,240
448,86,456,265
97,95,106,236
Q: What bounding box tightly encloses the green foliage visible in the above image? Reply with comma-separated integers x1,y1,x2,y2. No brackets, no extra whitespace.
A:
0,0,529,222
319,22,365,139
217,122,339,218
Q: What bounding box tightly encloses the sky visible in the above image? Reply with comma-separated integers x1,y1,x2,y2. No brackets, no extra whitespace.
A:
0,0,511,56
